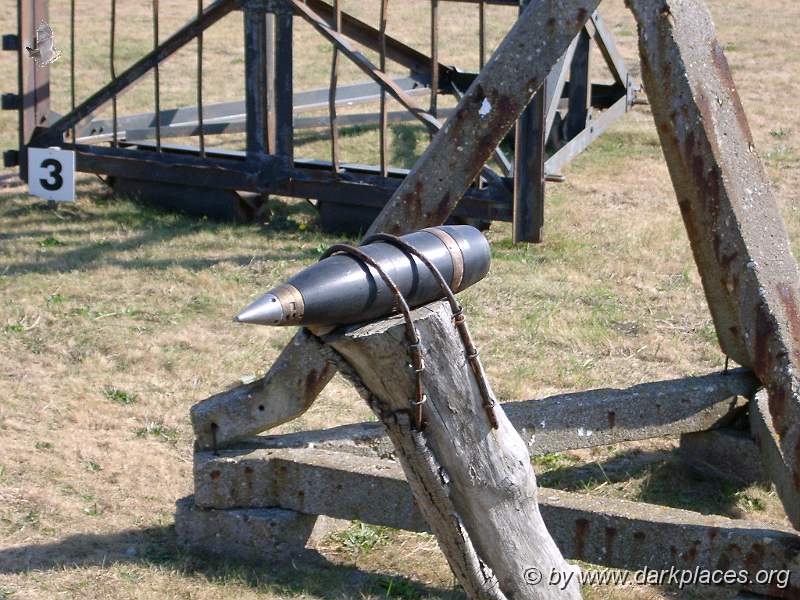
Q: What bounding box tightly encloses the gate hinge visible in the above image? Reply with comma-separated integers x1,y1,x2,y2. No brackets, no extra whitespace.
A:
1,93,20,110
3,150,19,168
2,34,19,51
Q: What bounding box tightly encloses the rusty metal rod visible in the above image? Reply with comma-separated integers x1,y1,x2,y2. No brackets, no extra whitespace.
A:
478,0,486,69
365,0,599,237
40,0,237,141
291,0,504,189
379,0,389,177
362,232,499,429
70,0,75,142
197,0,205,157
430,0,439,122
152,0,162,152
329,0,341,173
110,0,118,147
291,0,441,134
320,243,426,430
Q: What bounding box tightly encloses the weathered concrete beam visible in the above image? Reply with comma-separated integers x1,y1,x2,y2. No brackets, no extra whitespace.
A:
224,368,756,459
751,390,800,525
193,448,800,597
190,329,336,451
509,368,755,453
629,0,800,528
175,496,346,564
195,447,426,529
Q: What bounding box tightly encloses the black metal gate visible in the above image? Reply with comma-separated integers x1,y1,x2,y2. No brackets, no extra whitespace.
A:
3,0,639,241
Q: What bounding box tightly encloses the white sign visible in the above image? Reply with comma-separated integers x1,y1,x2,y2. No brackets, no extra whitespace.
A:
28,147,75,202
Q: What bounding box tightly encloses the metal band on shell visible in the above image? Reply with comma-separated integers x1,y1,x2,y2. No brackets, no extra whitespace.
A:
272,283,305,324
422,227,465,291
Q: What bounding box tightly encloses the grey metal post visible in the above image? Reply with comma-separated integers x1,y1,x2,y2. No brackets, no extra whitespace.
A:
274,10,293,160
266,12,276,155
513,81,546,244
244,5,268,157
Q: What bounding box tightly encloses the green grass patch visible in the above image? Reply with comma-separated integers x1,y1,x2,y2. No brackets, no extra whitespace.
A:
134,420,180,443
104,386,138,405
331,521,391,555
38,236,64,248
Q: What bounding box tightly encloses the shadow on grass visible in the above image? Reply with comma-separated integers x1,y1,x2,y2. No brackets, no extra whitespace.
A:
536,448,753,518
0,524,462,600
1,192,330,276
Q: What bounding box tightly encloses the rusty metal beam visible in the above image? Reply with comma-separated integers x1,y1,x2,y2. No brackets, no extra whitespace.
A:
629,0,800,529
290,0,441,134
37,0,237,143
365,0,599,236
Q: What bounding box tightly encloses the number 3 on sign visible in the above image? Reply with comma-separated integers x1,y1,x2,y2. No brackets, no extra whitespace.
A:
28,147,76,202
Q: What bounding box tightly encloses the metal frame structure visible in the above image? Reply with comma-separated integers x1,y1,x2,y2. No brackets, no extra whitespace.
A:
3,0,638,241
181,0,800,597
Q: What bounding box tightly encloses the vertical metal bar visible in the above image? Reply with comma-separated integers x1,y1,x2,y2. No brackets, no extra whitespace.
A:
379,0,389,177
328,0,341,172
197,0,205,156
69,0,75,142
274,11,293,160
265,12,276,154
110,0,118,147
513,82,546,243
429,0,438,121
478,0,486,69
18,0,51,180
566,27,591,140
244,6,268,157
152,0,161,151
513,0,545,244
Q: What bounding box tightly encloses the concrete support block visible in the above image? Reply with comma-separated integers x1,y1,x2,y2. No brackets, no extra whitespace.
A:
679,428,767,486
175,496,346,564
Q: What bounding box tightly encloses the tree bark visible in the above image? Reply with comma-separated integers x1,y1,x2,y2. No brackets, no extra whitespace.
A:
325,301,581,600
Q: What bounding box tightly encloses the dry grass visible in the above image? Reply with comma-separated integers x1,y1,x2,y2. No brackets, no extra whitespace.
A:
1,0,799,599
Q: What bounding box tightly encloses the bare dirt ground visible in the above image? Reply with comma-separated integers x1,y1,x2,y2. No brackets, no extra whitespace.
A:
1,0,799,598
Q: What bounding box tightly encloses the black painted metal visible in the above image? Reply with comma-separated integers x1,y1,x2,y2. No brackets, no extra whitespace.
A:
9,0,638,242
514,82,546,243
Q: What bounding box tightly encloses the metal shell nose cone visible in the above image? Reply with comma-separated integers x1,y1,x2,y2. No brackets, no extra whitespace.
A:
235,293,284,325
